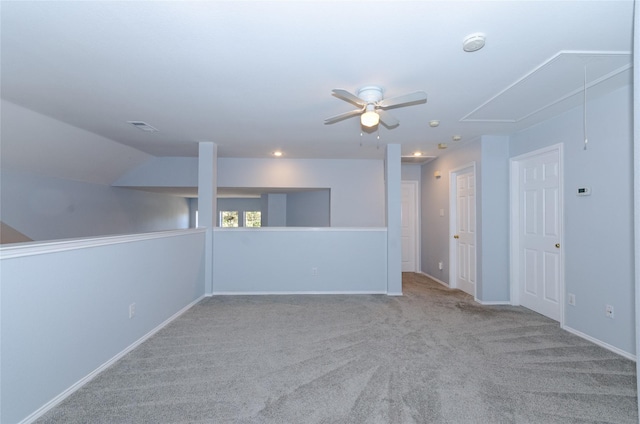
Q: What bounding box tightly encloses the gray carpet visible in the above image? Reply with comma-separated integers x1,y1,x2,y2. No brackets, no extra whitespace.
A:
38,273,638,423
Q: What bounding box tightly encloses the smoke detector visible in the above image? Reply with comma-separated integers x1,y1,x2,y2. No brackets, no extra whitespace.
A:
463,33,486,52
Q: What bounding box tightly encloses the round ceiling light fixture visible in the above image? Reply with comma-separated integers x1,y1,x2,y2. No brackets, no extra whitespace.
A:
429,120,440,127
273,151,283,157
452,135,462,141
360,103,380,127
463,33,486,52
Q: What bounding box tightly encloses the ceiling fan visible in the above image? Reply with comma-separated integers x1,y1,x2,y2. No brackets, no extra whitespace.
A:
324,86,427,128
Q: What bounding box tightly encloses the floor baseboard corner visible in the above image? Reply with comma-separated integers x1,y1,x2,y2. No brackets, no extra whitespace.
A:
563,324,636,362
419,272,449,288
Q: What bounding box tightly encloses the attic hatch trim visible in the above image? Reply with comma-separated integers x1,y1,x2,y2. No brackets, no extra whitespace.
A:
460,50,631,123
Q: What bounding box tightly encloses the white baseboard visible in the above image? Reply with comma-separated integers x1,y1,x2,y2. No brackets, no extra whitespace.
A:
387,292,403,297
209,291,387,295
20,295,205,424
475,299,512,305
563,324,636,362
419,272,449,288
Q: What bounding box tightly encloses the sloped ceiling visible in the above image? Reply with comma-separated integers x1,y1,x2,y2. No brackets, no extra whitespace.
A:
0,1,633,166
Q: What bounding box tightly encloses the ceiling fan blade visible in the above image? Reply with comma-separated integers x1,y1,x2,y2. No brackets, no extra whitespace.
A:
331,89,367,107
377,109,399,127
378,91,427,108
324,108,364,124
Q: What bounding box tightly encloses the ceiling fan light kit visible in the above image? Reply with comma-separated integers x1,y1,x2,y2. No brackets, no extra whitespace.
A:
361,110,380,127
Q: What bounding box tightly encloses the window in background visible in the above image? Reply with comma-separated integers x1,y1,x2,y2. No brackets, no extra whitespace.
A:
220,211,239,227
244,211,262,227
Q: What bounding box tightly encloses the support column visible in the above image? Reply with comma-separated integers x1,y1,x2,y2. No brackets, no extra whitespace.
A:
198,142,217,294
386,143,402,295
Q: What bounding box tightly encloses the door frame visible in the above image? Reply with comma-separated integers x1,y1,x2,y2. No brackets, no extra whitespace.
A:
401,180,420,272
509,143,565,326
449,162,477,299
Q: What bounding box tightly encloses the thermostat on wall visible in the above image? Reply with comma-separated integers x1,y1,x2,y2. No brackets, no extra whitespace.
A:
577,187,591,196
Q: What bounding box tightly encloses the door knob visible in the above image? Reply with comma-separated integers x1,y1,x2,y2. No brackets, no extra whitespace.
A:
453,235,459,239
555,243,560,248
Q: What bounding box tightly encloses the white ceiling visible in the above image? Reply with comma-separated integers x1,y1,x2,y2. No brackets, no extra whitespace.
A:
1,1,633,162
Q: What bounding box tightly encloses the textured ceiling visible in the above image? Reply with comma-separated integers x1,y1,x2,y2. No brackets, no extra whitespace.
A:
1,1,634,163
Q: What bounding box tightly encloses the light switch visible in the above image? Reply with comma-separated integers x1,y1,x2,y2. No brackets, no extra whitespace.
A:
439,208,445,217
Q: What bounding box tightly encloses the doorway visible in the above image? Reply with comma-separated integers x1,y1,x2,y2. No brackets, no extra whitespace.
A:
510,144,564,322
449,164,477,297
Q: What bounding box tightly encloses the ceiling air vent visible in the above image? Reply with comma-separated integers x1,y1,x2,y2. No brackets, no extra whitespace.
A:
127,121,159,132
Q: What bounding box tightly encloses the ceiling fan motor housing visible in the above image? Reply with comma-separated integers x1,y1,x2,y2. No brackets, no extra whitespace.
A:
357,86,383,104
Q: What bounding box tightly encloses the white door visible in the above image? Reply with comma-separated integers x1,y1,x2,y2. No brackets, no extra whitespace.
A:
515,147,562,321
401,181,418,272
452,168,476,296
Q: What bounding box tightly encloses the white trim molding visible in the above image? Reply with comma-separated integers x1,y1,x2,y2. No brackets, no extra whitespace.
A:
210,291,387,296
1,228,206,260
213,227,387,232
475,300,512,306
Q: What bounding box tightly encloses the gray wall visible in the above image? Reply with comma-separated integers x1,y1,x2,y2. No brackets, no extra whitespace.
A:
511,85,634,355
1,169,190,242
479,136,510,301
113,156,198,189
213,228,386,293
1,230,206,423
421,141,481,285
401,164,422,181
117,157,385,227
265,193,287,226
286,190,330,227
420,137,510,302
217,158,385,227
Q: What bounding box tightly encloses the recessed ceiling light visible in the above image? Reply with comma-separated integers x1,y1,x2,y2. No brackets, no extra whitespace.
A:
452,135,462,141
273,151,283,157
127,121,158,132
429,120,440,127
438,143,448,149
413,152,422,157
463,33,486,52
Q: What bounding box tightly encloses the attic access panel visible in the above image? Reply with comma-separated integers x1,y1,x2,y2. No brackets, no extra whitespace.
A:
461,51,631,123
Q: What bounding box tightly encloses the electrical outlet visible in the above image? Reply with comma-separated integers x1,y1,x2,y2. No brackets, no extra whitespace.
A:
605,304,614,319
568,293,576,306
311,267,319,277
129,303,136,319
